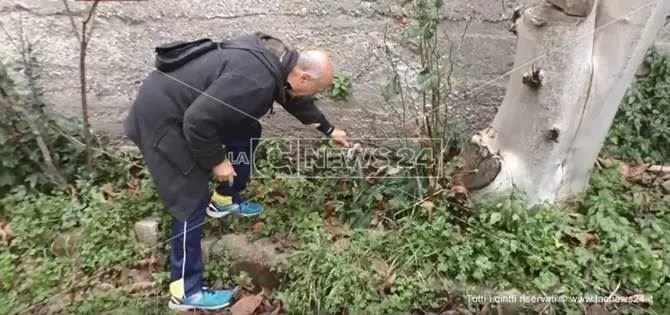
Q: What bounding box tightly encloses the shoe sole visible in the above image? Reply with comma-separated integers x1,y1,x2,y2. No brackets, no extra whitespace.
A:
168,301,230,311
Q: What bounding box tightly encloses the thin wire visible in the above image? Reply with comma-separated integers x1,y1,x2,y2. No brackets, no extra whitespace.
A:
13,2,663,313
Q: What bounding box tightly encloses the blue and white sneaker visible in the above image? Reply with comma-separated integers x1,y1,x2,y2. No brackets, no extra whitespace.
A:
168,287,233,311
207,200,264,218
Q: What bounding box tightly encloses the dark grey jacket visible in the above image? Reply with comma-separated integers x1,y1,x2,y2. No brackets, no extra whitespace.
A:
123,34,332,221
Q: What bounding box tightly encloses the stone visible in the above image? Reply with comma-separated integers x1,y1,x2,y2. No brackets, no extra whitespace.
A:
134,217,160,247
201,237,218,264
51,229,82,256
648,164,670,179
209,233,286,289
662,179,670,194
585,304,610,315
545,0,595,17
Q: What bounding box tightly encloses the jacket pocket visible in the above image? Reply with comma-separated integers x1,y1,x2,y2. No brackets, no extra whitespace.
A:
153,126,195,176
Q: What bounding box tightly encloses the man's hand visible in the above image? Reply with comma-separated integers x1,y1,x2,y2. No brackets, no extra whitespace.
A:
330,128,352,147
212,159,236,185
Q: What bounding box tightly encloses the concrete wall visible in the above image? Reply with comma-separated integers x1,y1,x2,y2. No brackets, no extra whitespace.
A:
1,0,668,140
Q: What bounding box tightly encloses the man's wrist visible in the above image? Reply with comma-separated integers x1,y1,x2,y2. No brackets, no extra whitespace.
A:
314,115,334,136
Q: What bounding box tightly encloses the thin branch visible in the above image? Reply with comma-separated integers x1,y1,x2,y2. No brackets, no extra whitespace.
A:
381,23,404,120
61,0,82,42
61,0,100,168
82,1,100,45
2,15,69,188
0,98,68,188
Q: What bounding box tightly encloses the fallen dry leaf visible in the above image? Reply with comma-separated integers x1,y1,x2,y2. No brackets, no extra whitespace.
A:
370,203,388,229
68,185,79,200
0,222,13,245
420,200,435,216
333,238,350,252
269,304,282,315
135,254,161,270
632,293,653,306
581,231,598,245
451,184,468,199
596,156,619,168
323,200,336,217
585,303,608,315
268,191,286,204
100,183,119,200
252,220,265,234
129,281,154,293
230,292,265,315
620,163,649,182
375,272,397,293
454,308,474,315
372,258,396,294
374,199,388,211
372,258,390,275
96,283,115,291
116,268,131,287
235,272,255,292
129,269,154,283
127,178,141,192
323,217,346,239
271,232,298,249
261,292,274,309
532,302,550,313
477,302,491,315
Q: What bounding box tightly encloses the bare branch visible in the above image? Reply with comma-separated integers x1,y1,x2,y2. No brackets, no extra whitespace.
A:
61,0,81,42
82,0,100,46
60,0,100,168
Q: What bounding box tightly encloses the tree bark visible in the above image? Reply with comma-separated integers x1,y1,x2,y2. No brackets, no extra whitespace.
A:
460,0,670,203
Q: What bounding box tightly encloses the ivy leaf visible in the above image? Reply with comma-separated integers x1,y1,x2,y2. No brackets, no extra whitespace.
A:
489,212,502,225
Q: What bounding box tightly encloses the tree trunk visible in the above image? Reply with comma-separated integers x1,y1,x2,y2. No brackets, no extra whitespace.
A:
459,0,670,203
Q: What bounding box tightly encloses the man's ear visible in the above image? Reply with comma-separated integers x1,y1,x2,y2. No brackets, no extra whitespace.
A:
299,72,310,82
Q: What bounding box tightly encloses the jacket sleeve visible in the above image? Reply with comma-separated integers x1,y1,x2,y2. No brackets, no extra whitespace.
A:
183,72,272,170
279,96,334,135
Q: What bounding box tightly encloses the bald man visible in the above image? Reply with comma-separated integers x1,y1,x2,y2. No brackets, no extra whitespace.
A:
123,32,350,311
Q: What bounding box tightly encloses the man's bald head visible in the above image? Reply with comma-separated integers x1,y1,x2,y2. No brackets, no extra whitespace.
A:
287,50,334,96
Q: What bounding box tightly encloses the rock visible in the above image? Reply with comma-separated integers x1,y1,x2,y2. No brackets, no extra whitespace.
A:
134,217,160,247
495,289,525,315
209,234,286,289
545,0,594,17
51,229,82,256
661,179,670,194
201,237,218,264
648,164,670,173
586,303,610,315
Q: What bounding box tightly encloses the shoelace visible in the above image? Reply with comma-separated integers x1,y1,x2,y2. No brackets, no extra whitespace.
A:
201,287,217,295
